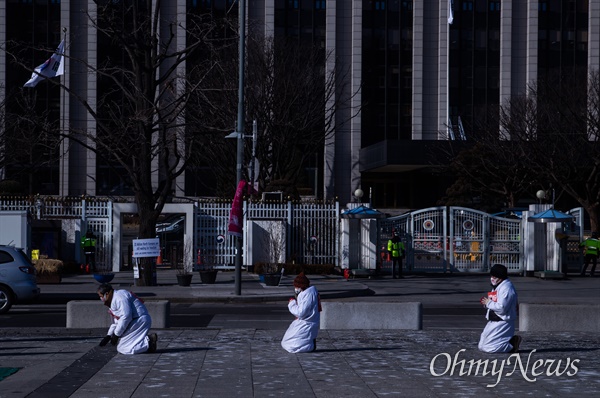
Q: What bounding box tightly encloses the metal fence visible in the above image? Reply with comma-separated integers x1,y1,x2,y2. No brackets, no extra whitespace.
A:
195,200,340,268
1,196,585,274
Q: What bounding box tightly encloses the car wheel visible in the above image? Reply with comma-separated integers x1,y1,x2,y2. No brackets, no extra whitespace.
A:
0,286,14,314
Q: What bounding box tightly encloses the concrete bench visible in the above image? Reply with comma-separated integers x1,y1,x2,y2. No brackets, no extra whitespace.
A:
66,300,170,329
320,302,422,330
519,303,600,332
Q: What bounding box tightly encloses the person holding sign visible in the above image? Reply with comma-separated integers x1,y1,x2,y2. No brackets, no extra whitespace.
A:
97,283,157,355
478,264,521,353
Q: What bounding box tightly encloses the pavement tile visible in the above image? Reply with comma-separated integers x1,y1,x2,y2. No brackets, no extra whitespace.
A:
1,272,600,397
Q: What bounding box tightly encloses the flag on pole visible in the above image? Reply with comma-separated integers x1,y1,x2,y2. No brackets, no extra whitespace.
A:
227,180,246,237
448,0,454,25
23,40,65,88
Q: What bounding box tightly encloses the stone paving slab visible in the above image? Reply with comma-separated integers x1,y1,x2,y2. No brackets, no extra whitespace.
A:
1,328,599,397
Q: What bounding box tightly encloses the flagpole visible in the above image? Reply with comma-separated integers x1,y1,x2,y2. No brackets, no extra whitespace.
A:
447,1,452,135
61,27,67,196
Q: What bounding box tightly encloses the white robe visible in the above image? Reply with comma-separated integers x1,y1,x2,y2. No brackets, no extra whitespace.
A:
281,286,320,353
478,279,518,353
107,290,152,355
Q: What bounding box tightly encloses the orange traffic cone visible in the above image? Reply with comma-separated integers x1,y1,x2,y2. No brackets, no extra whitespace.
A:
344,269,350,280
157,250,163,266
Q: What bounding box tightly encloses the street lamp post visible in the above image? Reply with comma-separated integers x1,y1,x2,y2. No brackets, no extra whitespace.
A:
234,0,246,296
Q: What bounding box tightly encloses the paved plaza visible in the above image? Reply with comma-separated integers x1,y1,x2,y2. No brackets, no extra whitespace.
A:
0,271,599,397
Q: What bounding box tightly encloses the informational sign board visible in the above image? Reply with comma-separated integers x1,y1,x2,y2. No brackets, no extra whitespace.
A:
132,238,160,258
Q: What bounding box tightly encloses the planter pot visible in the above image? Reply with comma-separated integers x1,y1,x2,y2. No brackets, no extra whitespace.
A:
199,270,218,284
93,273,115,284
262,273,282,286
176,273,193,286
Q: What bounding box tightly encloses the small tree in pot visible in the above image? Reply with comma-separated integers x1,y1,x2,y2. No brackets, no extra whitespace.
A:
175,236,194,286
259,221,286,286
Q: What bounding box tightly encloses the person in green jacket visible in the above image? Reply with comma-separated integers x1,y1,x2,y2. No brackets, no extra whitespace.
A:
580,231,599,277
81,229,98,272
388,232,406,279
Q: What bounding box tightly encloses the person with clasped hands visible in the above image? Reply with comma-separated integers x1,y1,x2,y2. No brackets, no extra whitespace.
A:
478,264,521,353
97,283,158,354
281,273,321,353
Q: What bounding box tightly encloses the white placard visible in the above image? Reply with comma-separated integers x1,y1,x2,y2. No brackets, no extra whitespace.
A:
132,238,161,258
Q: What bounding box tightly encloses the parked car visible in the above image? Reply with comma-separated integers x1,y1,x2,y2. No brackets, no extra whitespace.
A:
0,245,40,313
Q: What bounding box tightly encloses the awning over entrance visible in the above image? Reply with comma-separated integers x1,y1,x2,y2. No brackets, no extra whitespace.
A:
341,205,386,219
527,208,574,223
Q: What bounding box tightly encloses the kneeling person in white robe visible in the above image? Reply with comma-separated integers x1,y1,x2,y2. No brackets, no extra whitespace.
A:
281,273,321,353
97,283,158,355
478,264,521,353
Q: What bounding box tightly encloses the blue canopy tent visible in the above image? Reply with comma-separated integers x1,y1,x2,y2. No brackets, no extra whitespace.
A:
340,205,386,219
527,208,574,223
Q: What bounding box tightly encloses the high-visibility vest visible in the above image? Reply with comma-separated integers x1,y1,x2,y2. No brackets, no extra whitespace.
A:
81,236,97,254
580,238,600,256
388,239,405,258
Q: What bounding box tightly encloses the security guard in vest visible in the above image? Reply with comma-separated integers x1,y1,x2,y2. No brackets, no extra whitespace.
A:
580,231,599,277
388,232,406,279
81,229,98,272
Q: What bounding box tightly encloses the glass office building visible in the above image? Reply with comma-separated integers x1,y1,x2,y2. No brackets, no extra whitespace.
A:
1,1,597,210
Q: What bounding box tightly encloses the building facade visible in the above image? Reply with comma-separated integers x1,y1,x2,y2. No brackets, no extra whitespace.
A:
1,1,599,210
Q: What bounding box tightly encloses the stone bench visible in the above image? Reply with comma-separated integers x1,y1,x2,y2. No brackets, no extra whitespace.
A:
320,302,422,330
519,303,600,332
66,300,170,329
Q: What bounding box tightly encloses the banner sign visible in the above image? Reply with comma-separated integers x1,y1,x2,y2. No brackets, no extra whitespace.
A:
132,238,160,258
227,180,246,237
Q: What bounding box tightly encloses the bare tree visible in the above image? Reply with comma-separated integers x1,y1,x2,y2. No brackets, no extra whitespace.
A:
501,69,600,231
6,2,231,284
188,34,360,198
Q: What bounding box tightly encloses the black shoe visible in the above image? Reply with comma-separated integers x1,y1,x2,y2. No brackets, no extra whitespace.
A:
148,333,158,353
509,335,522,353
311,339,317,352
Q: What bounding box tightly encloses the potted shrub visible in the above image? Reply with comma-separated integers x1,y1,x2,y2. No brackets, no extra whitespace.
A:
254,262,281,284
197,250,218,284
176,237,194,286
92,261,115,283
257,222,286,286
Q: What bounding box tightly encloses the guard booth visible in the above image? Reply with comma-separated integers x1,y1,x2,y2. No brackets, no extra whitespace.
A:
524,205,583,277
339,204,386,276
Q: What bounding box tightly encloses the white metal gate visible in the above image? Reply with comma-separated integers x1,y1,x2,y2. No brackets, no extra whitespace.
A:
382,206,523,274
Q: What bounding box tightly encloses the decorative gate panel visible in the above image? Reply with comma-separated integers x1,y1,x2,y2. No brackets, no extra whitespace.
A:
410,207,447,272
449,207,487,272
488,215,522,273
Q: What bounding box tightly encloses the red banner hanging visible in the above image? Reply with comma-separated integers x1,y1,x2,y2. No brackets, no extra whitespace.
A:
227,180,246,237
